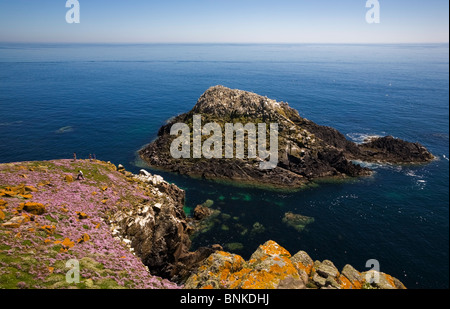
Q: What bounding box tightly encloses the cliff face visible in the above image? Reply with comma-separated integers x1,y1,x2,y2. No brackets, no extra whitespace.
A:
139,86,434,189
109,168,218,282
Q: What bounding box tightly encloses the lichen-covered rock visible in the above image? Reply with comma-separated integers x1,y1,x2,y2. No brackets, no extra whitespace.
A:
339,264,363,289
20,202,46,215
362,270,407,289
184,241,304,289
184,240,407,290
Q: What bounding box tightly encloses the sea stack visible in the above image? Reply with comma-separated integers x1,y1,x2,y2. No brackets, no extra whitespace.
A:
139,86,434,188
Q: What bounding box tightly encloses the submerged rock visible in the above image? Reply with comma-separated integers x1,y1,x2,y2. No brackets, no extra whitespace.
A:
282,212,314,232
225,242,244,251
251,222,265,234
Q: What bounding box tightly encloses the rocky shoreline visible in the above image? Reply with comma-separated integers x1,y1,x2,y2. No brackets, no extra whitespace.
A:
139,86,434,189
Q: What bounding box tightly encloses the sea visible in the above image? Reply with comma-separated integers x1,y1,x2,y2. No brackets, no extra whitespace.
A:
0,43,448,289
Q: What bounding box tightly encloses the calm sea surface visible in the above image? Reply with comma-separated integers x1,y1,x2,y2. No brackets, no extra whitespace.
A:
0,43,448,288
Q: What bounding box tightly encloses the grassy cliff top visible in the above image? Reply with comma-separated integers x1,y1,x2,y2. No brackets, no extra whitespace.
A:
0,159,180,289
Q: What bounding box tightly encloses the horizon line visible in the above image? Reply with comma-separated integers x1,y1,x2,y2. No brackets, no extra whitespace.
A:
1,41,449,45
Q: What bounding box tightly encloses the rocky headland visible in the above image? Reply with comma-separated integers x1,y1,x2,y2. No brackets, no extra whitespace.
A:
139,85,434,189
0,159,210,288
1,159,406,289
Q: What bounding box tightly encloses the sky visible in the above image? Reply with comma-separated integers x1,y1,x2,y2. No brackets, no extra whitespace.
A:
0,0,448,43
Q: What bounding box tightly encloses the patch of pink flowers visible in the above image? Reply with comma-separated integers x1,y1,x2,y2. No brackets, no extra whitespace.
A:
0,159,181,289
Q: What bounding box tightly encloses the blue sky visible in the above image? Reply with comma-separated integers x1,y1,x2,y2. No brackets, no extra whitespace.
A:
0,0,448,43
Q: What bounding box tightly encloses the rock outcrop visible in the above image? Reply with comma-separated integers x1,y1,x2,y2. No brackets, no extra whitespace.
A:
139,86,434,189
184,240,406,289
110,167,218,283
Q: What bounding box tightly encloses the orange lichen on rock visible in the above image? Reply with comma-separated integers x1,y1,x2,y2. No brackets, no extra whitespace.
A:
18,194,33,199
184,240,407,290
37,181,51,187
60,237,75,252
64,174,74,183
24,185,38,192
40,225,56,235
0,189,18,197
0,210,5,221
76,211,89,220
20,202,46,215
256,240,291,258
77,233,90,243
338,275,354,289
185,241,304,289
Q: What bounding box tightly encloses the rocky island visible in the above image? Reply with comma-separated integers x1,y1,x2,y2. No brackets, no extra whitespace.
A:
139,86,434,189
0,159,406,289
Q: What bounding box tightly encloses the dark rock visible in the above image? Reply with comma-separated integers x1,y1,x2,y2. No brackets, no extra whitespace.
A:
356,135,435,163
193,204,214,220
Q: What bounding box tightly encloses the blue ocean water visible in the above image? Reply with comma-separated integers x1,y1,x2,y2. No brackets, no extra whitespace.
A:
0,43,448,288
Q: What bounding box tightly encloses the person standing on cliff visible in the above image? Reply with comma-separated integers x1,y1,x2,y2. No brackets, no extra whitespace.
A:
77,170,84,180
73,152,77,162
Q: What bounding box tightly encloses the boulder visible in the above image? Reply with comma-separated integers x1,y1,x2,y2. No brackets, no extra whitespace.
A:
2,214,31,228
193,204,214,220
340,264,363,289
64,174,74,183
316,260,340,279
21,202,46,215
290,250,314,276
362,270,407,289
